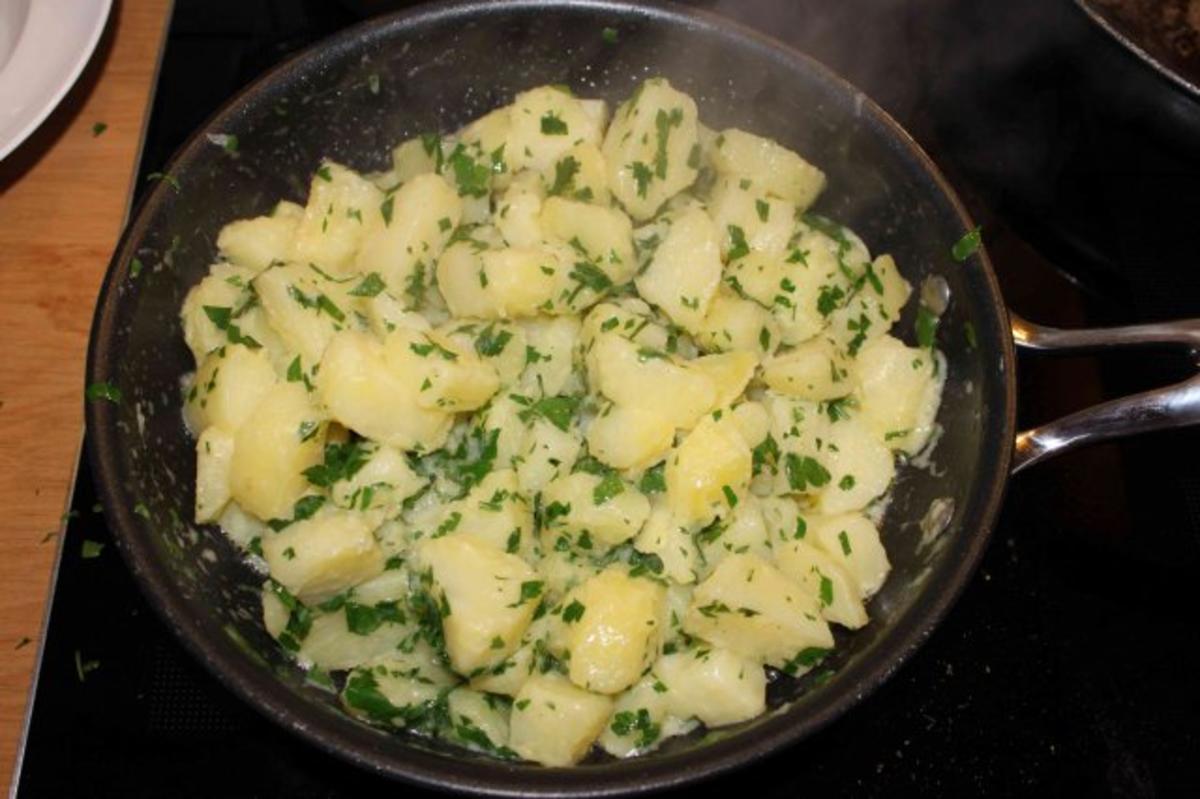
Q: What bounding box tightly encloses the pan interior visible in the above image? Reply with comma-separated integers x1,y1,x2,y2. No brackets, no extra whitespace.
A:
86,1,1015,792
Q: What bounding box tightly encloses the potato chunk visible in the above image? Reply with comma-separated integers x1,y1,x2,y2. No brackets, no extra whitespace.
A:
807,513,891,598
317,329,453,452
585,404,674,472
762,336,852,401
775,539,868,629
683,553,832,668
292,161,384,275
654,647,766,727
354,173,462,299
263,510,385,604
508,674,613,766
186,343,277,434
710,128,826,211
540,196,636,285
853,334,942,454
602,78,700,220
541,472,650,550
216,204,299,273
562,569,665,694
417,534,540,675
666,414,751,526
508,86,606,174
635,207,722,331
228,382,325,521
589,333,716,431
195,426,235,523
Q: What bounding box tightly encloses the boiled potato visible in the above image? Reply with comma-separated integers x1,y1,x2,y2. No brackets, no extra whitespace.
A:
330,444,426,512
710,128,826,211
634,499,700,585
417,534,540,675
585,404,675,472
292,161,384,274
762,336,851,401
634,206,722,331
853,333,942,454
602,78,700,220
807,513,891,598
318,329,453,452
180,263,258,362
654,647,765,727
508,674,613,766
589,333,716,431
195,426,235,523
774,539,868,629
693,288,780,357
540,196,635,285
562,569,665,694
707,176,797,258
665,414,751,526
683,553,832,669
541,472,650,550
263,510,386,604
216,202,300,273
508,86,606,174
228,382,325,521
355,173,462,298
186,343,277,434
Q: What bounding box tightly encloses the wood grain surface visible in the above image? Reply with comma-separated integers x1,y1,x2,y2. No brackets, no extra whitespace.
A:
0,0,171,789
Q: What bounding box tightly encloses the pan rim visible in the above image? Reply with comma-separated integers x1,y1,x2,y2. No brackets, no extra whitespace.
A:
84,0,1018,795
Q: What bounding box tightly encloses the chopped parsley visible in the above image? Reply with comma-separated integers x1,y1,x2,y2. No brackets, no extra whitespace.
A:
951,225,982,262
631,161,653,198
726,225,750,260
548,155,580,196
785,453,831,492
916,304,939,349
85,381,122,404
348,272,387,297
562,599,586,623
540,112,569,135
593,472,625,505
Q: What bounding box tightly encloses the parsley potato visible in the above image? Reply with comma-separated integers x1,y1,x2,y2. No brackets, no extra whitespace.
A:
179,78,944,767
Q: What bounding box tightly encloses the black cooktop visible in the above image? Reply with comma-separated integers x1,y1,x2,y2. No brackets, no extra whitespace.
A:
14,1,1200,796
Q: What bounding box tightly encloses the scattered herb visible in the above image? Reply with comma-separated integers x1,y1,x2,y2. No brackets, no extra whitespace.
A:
631,161,653,198
81,540,105,559
540,112,569,135
562,599,586,624
303,441,372,488
349,272,386,297
915,304,939,349
593,472,625,505
785,453,831,492
74,650,100,682
85,381,122,404
726,225,750,260
91,122,107,137
549,156,580,196
951,225,982,262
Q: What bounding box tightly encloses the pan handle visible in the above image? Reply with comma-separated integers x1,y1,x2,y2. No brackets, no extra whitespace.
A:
1010,313,1200,473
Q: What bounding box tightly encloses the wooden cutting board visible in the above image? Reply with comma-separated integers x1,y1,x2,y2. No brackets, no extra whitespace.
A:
0,0,172,789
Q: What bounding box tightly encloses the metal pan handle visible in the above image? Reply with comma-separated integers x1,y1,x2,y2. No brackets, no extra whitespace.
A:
1010,313,1200,473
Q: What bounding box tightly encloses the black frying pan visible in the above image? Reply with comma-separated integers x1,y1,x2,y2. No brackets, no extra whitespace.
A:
83,1,1200,795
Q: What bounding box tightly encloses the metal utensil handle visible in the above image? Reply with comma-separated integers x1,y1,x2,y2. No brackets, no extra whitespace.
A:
1010,313,1200,473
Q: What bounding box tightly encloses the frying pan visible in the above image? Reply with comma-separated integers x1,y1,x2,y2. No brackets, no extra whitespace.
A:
83,1,1200,794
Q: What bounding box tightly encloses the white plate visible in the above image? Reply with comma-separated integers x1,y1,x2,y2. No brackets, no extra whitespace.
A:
0,0,113,161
